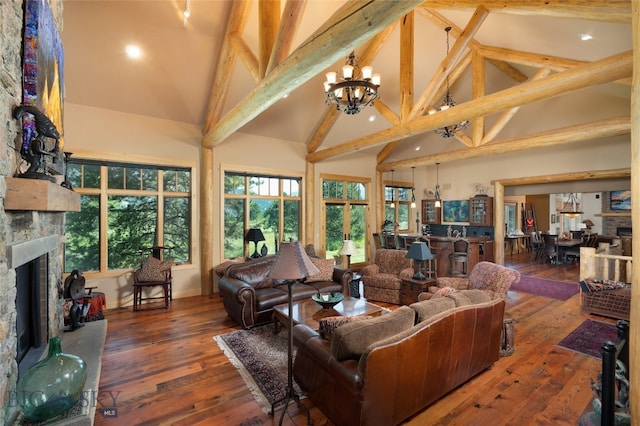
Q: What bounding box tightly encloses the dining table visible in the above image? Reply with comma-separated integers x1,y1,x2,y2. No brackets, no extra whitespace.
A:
557,238,583,262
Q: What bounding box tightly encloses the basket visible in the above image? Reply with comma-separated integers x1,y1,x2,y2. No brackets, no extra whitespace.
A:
581,287,631,321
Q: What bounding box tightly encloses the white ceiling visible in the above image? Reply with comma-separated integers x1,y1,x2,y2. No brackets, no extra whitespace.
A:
62,1,632,163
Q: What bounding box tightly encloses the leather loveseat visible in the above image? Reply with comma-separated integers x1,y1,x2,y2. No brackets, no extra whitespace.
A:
292,290,505,426
218,255,352,329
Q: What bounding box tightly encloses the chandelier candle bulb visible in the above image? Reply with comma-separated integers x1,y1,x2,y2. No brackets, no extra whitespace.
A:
326,72,337,84
362,66,373,80
372,74,381,86
342,65,354,79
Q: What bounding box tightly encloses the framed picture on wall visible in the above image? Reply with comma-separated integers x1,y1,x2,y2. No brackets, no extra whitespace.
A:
610,190,631,211
442,200,470,223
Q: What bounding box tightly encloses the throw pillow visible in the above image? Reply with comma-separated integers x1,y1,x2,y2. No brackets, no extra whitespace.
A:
410,297,456,323
137,257,172,282
331,306,415,361
448,289,491,306
318,315,373,340
305,257,334,283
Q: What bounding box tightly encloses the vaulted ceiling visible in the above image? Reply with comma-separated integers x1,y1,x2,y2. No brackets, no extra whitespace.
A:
62,1,632,170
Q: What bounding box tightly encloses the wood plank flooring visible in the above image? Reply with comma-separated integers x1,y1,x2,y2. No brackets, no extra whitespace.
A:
94,253,612,425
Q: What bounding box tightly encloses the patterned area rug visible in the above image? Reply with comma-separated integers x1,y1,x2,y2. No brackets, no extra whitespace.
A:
557,319,618,359
214,323,303,413
510,275,579,301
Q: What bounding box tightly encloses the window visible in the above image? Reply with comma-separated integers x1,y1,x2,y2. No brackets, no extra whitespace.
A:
224,171,302,260
385,183,412,231
64,160,192,273
321,176,369,265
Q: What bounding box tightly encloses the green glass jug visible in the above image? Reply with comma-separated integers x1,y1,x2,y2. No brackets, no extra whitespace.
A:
17,336,87,422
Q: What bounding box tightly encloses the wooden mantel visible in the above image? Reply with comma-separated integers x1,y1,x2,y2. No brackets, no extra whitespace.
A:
4,177,80,212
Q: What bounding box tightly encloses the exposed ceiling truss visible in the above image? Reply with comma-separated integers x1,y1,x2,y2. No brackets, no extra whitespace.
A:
202,0,632,170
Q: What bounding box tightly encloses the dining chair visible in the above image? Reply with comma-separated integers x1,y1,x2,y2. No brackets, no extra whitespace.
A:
542,234,559,264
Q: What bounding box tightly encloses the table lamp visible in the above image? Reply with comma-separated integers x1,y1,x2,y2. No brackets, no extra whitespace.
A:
267,241,318,426
338,239,359,269
245,228,265,259
405,241,434,280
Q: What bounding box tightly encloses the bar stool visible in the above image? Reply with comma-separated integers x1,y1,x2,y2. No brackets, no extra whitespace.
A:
449,238,469,278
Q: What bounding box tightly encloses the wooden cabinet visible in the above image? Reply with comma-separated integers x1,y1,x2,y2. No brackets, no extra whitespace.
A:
469,196,493,226
400,278,435,305
421,199,441,224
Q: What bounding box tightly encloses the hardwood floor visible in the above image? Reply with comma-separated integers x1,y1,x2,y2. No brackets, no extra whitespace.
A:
94,253,610,426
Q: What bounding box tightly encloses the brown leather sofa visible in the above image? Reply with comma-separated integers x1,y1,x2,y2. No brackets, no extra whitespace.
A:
218,255,352,329
292,290,505,426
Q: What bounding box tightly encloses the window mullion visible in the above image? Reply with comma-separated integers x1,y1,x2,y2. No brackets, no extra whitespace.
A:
99,165,109,272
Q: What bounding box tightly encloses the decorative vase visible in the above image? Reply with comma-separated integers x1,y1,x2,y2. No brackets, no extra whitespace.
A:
17,336,87,422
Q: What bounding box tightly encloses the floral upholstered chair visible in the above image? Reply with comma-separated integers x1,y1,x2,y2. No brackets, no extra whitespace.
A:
361,249,414,304
427,261,520,301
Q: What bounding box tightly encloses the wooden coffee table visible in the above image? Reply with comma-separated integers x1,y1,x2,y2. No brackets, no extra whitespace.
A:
272,295,384,333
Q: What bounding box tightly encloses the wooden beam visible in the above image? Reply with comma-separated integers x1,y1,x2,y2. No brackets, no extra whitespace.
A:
306,108,340,153
374,99,400,126
492,168,631,187
305,162,314,246
203,0,422,148
419,8,527,82
266,0,306,74
400,11,414,122
203,0,251,134
481,67,552,145
200,147,214,295
258,0,280,79
471,49,485,145
479,45,586,72
307,50,633,163
421,1,631,24
229,32,260,83
377,116,630,171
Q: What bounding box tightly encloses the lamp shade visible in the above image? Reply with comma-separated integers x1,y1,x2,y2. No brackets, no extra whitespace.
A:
405,241,434,261
245,228,265,243
268,241,319,280
338,240,359,256
583,219,595,228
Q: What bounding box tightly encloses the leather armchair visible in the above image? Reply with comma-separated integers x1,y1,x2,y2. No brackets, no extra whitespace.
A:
430,261,520,300
361,248,413,304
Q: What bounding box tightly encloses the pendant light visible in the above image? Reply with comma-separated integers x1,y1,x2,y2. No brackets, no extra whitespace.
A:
390,169,395,209
434,163,441,208
560,193,583,218
410,166,416,208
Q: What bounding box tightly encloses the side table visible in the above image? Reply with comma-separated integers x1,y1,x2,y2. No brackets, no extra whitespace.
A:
349,273,362,298
400,277,435,305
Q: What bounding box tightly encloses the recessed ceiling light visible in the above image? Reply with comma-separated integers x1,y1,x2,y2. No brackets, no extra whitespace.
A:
125,44,142,59
415,146,421,151
579,33,593,41
368,114,376,122
282,93,289,98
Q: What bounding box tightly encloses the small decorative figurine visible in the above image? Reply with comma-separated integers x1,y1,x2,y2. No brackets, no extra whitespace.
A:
13,105,61,181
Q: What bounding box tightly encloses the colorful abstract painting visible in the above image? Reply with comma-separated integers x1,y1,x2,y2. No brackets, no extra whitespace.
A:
610,190,631,211
22,0,65,158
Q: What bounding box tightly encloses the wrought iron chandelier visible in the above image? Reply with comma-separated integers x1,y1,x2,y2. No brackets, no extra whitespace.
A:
428,27,470,138
323,52,381,115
